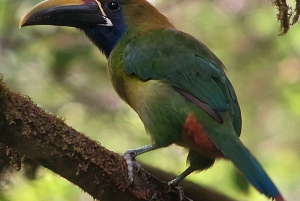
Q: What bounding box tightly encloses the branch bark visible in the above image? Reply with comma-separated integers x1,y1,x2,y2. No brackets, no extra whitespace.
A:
0,76,235,201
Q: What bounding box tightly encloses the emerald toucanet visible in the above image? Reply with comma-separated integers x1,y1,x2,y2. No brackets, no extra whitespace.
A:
19,0,284,200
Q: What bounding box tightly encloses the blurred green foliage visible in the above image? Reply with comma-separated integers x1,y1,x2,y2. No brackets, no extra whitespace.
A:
0,0,300,200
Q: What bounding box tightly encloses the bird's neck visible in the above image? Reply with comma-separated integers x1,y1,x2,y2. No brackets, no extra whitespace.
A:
83,24,126,58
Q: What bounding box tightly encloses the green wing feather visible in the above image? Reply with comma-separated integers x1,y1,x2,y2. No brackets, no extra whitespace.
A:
123,29,241,135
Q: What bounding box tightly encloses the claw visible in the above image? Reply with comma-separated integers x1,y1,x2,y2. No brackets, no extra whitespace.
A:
147,194,158,201
122,145,157,187
168,181,193,201
123,150,141,187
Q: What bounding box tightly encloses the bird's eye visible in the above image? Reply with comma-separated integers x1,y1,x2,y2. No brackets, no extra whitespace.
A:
108,1,120,11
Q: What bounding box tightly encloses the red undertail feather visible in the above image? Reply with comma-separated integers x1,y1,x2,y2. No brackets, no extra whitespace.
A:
182,113,224,158
274,195,285,201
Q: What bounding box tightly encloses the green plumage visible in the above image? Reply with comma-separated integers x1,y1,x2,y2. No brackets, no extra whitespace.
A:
108,28,241,149
122,29,241,135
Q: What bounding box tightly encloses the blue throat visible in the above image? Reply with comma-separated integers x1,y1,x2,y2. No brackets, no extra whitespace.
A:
83,22,126,58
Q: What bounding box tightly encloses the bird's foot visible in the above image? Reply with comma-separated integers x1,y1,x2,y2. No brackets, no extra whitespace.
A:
168,181,193,201
122,145,157,187
123,150,141,187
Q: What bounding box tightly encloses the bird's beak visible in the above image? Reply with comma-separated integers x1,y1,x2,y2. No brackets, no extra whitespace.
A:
19,0,112,29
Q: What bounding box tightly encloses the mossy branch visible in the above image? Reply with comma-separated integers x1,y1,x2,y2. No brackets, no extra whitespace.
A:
0,76,235,201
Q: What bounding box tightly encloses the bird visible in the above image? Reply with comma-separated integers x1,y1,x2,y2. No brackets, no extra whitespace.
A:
19,0,284,200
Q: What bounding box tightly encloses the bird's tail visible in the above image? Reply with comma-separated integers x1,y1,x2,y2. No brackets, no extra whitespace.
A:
219,135,284,201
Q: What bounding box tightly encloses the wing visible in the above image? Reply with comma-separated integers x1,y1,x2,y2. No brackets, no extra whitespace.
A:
123,29,241,135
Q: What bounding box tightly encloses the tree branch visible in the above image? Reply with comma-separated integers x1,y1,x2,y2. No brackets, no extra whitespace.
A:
0,76,235,201
271,0,300,35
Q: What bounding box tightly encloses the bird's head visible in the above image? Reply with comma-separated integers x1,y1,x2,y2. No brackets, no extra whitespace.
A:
20,0,174,57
